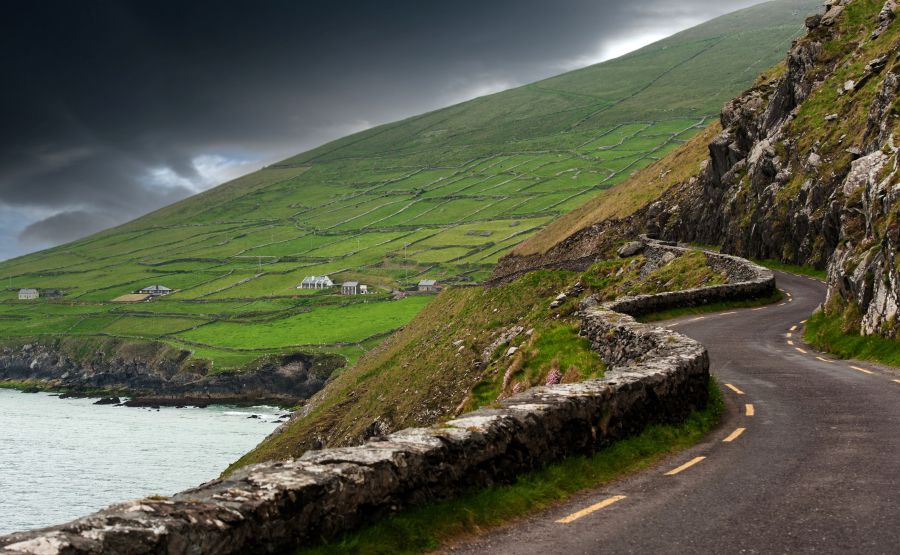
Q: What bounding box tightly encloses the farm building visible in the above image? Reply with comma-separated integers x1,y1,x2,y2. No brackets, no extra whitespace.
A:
299,275,333,289
418,279,438,292
341,281,361,295
18,288,39,300
138,285,173,296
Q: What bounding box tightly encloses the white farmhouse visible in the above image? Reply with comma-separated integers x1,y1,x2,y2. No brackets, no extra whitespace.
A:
299,276,334,289
18,288,39,300
138,285,173,296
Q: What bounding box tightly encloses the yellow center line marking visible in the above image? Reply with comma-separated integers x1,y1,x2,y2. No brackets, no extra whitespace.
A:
723,428,746,442
849,365,874,375
787,340,794,345
789,298,793,302
724,383,745,395
816,356,833,363
665,456,706,476
893,379,900,384
795,347,807,354
745,403,754,416
556,495,626,523
801,319,807,324
786,332,792,338
790,325,797,331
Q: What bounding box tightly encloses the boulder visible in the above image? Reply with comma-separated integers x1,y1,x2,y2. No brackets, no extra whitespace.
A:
617,241,644,258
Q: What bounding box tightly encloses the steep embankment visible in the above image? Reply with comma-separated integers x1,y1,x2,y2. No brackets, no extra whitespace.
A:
234,242,772,469
498,0,899,342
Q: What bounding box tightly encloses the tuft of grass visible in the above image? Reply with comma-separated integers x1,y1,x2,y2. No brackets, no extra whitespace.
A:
296,379,723,555
638,289,784,322
804,310,900,367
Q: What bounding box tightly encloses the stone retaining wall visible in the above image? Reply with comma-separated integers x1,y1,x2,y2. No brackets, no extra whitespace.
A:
0,243,774,555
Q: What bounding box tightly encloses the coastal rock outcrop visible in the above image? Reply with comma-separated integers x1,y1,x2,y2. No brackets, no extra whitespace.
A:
0,340,345,406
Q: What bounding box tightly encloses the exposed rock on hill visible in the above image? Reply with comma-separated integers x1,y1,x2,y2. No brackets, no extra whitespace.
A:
496,0,899,338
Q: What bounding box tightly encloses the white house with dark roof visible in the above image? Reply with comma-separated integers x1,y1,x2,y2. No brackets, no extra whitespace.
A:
299,275,333,289
18,288,39,300
138,285,173,296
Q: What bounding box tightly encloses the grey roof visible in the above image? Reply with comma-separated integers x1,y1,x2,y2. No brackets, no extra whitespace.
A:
301,275,332,285
18,288,38,294
141,285,172,292
418,279,437,286
342,281,359,287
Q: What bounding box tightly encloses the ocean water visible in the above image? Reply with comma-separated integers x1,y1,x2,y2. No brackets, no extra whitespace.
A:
0,389,282,534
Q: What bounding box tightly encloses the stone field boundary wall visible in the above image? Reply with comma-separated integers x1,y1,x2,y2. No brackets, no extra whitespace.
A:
0,239,775,555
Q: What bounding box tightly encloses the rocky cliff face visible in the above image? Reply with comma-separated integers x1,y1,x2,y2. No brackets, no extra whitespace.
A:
0,339,345,406
495,0,899,338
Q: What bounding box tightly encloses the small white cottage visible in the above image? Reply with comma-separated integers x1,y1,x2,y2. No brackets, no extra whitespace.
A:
18,288,39,300
418,279,438,292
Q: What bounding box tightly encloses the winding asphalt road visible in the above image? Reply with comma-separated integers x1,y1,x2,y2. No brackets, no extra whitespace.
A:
445,271,900,554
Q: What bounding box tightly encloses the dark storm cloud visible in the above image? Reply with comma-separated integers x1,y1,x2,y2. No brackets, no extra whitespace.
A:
0,0,764,260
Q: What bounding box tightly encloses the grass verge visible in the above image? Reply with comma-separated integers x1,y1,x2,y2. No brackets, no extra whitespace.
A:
804,310,900,367
751,258,826,280
638,289,784,322
296,378,723,555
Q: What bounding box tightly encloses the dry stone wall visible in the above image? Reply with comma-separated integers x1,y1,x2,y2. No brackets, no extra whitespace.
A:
0,244,774,555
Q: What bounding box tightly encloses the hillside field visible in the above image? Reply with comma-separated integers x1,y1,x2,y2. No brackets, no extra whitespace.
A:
0,1,817,371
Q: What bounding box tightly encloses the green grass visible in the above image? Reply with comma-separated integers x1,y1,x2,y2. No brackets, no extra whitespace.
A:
181,296,432,349
751,258,826,280
296,378,723,555
470,322,604,408
0,2,816,370
804,310,900,367
639,289,784,322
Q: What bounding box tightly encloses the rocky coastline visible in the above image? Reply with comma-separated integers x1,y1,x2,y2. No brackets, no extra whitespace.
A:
0,340,345,408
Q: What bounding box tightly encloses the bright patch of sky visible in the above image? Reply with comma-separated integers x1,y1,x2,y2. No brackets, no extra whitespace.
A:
144,154,258,194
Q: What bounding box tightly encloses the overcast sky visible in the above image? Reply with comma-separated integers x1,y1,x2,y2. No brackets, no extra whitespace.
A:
0,0,767,261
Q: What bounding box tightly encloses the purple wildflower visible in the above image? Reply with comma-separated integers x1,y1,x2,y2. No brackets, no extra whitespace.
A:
546,368,562,385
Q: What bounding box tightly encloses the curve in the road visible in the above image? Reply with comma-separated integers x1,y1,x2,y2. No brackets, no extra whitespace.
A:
445,271,900,554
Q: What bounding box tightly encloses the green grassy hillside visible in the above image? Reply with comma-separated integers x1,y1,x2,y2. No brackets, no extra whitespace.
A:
0,1,818,371
232,249,731,470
